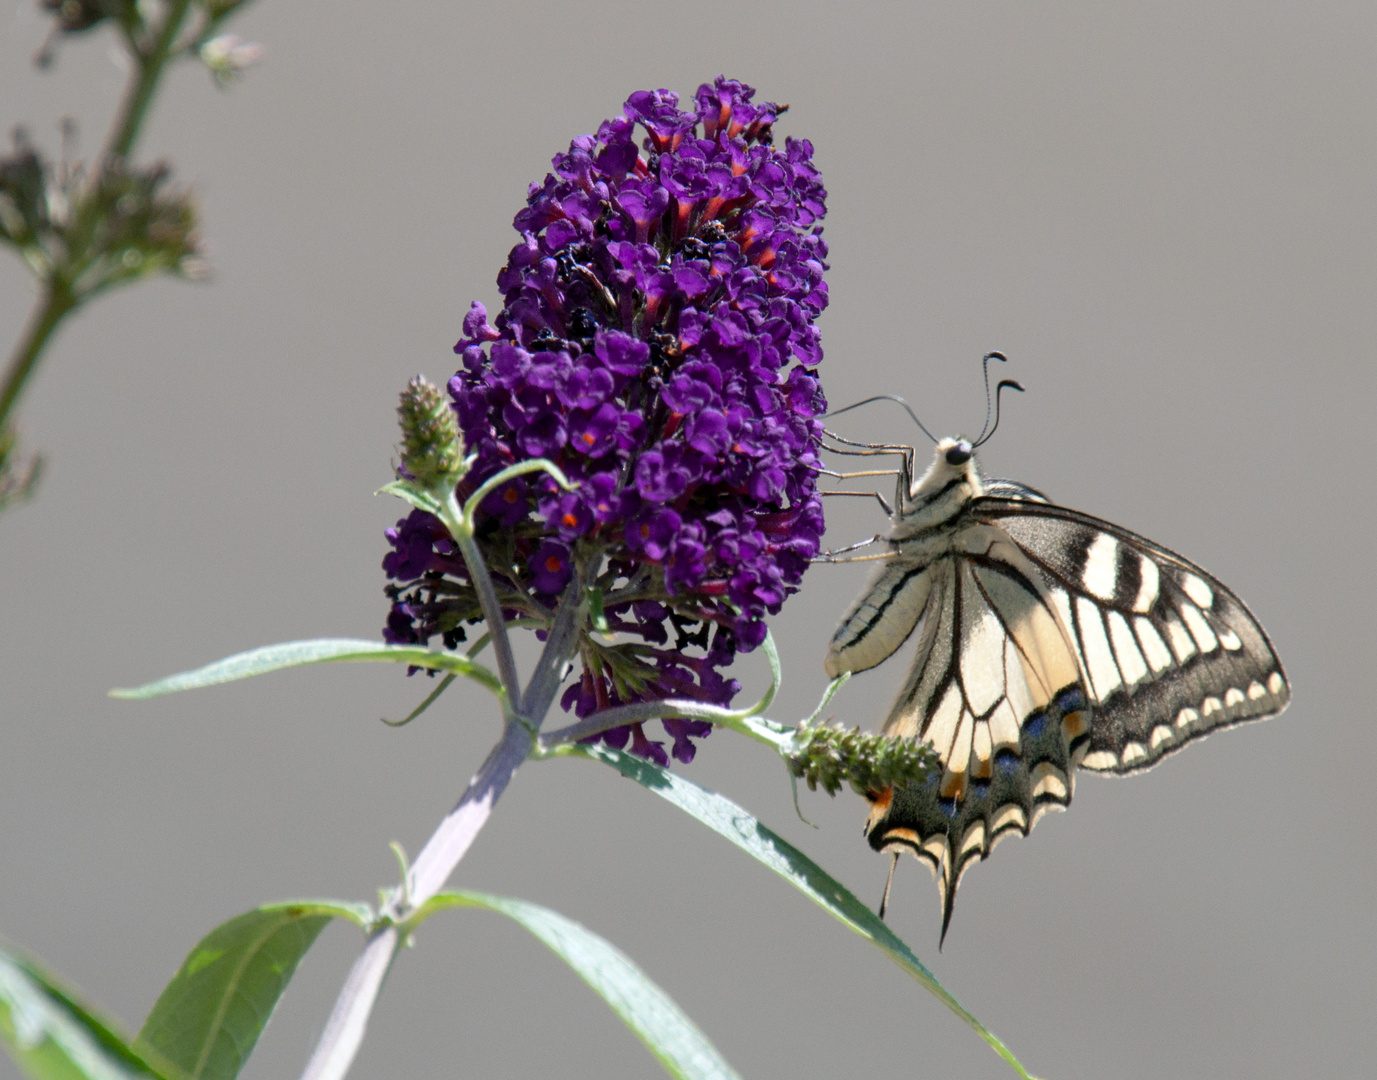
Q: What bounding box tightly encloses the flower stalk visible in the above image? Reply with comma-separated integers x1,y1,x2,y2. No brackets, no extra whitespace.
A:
301,577,588,1080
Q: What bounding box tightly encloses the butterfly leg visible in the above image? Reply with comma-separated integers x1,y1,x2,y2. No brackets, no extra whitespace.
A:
878,851,900,920
812,528,887,562
822,429,917,513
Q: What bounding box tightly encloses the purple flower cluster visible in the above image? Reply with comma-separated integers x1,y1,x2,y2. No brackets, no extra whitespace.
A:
384,77,828,765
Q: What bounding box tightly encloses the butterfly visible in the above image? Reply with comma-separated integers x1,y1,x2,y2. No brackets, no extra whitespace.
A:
824,429,1290,942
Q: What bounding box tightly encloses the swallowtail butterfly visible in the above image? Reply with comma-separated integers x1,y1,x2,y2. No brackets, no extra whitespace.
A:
825,434,1290,941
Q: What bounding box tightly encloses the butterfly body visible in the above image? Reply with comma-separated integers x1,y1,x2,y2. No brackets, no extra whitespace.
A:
826,438,1290,940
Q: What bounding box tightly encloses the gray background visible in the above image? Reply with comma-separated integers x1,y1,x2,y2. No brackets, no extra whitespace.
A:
2,2,1372,1078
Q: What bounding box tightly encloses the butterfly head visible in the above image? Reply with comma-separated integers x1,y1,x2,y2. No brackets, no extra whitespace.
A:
943,438,973,467
908,437,985,503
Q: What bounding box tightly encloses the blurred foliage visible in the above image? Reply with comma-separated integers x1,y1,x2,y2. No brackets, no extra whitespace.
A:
2,0,259,513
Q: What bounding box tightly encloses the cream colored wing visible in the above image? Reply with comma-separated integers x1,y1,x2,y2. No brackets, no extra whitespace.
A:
973,499,1290,773
862,540,1092,943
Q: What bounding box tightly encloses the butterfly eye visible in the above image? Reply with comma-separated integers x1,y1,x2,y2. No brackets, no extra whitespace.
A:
945,441,973,466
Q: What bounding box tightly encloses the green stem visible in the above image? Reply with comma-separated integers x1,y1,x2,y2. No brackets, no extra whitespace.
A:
1,0,196,444
103,0,194,163
438,491,522,705
0,280,74,432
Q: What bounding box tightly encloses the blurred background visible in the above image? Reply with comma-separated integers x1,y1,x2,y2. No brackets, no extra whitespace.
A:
2,2,1373,1077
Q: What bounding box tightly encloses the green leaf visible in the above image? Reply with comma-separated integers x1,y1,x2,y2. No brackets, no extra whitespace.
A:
574,745,1039,1080
375,479,444,519
135,902,368,1080
0,944,176,1080
109,639,504,700
414,891,740,1080
749,632,782,717
381,673,457,726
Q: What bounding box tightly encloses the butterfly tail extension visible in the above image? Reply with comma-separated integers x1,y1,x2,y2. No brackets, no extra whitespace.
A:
865,685,1089,945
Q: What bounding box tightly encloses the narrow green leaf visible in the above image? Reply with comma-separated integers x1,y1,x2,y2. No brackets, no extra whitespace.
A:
109,639,504,700
575,745,1038,1080
375,479,443,518
749,632,782,717
381,672,457,726
135,902,368,1080
0,945,175,1080
414,891,741,1080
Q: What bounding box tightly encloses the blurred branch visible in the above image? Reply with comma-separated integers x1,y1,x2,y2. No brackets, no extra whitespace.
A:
1,0,256,511
106,0,193,162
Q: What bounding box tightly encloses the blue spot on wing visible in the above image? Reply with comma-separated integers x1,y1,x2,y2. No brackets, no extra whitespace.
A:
1056,687,1087,713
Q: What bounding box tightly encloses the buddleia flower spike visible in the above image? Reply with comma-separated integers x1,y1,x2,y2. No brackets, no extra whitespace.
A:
382,77,831,764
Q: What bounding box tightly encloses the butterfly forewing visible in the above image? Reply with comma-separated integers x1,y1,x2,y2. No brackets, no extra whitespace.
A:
973,499,1291,773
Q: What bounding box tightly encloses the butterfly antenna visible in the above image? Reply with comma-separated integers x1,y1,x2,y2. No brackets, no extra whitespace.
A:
827,394,938,446
973,378,1024,449
974,351,1008,444
878,852,900,920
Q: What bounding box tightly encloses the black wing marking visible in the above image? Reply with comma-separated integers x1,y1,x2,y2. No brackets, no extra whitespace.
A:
972,497,1291,774
866,548,1090,942
980,478,1050,503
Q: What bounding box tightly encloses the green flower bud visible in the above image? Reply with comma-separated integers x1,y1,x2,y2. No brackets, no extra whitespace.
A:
396,376,466,487
787,720,940,798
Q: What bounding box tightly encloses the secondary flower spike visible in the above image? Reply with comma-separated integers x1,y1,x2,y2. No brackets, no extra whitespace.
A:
384,77,829,764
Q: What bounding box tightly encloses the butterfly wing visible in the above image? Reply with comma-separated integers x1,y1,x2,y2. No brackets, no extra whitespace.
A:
855,527,1094,942
828,444,1289,941
972,497,1291,773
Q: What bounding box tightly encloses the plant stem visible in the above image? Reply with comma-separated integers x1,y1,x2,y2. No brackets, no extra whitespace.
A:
298,928,399,1080
406,715,537,906
298,576,588,1080
1,0,195,449
104,0,193,163
538,698,792,753
441,492,521,705
0,280,73,433
519,570,589,720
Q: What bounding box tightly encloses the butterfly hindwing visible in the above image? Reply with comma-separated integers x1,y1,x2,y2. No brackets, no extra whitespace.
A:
973,498,1291,773
860,546,1090,941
